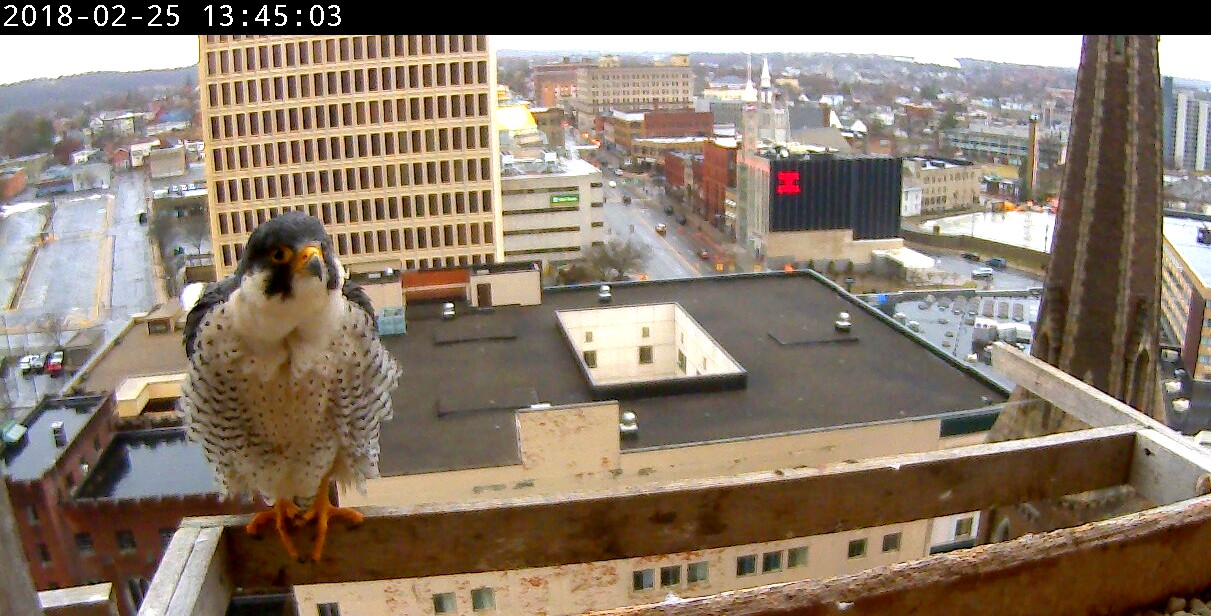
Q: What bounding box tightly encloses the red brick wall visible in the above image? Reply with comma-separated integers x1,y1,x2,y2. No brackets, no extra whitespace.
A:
643,110,713,138
702,142,737,228
664,154,686,188
0,169,26,201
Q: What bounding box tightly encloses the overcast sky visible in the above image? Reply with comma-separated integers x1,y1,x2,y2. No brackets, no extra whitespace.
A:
0,35,1208,86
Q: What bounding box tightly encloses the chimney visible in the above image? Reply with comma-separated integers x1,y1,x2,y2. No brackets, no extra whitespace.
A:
51,421,66,447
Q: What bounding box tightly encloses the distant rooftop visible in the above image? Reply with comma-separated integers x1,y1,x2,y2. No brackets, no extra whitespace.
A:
75,428,220,500
1164,215,1211,289
74,300,190,395
2,396,108,482
378,273,1007,476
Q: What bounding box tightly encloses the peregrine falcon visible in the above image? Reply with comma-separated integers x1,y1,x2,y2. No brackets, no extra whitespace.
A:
180,212,400,562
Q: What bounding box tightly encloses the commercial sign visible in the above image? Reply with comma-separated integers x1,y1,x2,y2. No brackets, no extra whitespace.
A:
550,194,579,204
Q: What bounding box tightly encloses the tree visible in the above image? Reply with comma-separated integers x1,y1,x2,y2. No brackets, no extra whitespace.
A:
39,312,67,348
0,110,54,158
586,238,650,282
939,111,959,132
919,83,941,102
179,210,211,255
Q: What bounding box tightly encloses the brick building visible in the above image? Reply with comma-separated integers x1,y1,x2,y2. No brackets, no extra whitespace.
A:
531,58,591,108
642,110,713,139
701,138,738,230
2,395,256,616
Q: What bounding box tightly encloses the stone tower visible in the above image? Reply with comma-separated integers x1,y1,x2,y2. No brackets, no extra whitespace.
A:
990,35,1164,440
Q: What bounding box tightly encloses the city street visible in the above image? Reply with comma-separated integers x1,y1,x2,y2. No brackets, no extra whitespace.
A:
603,180,722,280
911,248,1044,291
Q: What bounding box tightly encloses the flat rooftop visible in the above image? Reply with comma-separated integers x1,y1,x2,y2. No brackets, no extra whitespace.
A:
379,273,1007,476
2,396,107,482
1164,215,1211,289
75,428,220,499
75,303,190,395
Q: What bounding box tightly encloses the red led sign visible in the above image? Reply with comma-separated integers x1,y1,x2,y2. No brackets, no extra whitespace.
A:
776,171,801,195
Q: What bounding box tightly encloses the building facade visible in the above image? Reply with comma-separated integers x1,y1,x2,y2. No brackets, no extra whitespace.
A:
530,58,591,108
1164,84,1211,171
500,157,605,267
572,55,694,126
197,35,502,280
737,147,904,265
903,156,980,214
701,139,738,230
944,123,1066,168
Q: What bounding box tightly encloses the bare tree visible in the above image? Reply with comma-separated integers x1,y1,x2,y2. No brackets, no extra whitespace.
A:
179,211,211,255
39,312,67,349
586,238,650,282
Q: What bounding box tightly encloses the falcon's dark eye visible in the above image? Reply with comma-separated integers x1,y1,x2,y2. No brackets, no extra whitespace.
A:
270,247,293,264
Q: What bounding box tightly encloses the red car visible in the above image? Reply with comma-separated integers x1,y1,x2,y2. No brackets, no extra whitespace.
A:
45,351,64,377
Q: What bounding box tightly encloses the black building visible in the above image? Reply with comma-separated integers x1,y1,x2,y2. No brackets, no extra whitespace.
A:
768,154,902,240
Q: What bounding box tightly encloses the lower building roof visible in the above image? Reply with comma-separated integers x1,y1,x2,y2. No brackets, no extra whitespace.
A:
2,396,108,482
378,272,1007,476
74,428,220,500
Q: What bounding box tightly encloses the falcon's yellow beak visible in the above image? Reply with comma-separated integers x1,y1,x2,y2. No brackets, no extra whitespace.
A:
292,245,324,277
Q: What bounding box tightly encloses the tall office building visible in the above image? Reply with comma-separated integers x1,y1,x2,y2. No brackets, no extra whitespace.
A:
198,35,502,281
1163,79,1211,172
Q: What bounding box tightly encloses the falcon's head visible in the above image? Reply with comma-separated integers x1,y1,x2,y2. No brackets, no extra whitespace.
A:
235,212,341,301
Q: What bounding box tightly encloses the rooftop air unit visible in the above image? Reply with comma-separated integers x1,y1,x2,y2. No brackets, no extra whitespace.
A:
51,421,66,447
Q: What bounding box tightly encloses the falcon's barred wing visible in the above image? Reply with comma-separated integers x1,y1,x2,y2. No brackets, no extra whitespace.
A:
180,295,254,496
331,287,400,491
183,277,239,358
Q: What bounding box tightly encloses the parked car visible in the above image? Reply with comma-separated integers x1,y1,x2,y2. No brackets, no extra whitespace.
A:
614,168,624,176
29,353,46,374
45,351,64,377
698,249,711,260
655,223,668,235
972,267,995,279
676,214,688,225
623,196,631,204
986,257,1007,269
961,252,981,262
664,205,674,215
608,180,617,188
18,354,36,375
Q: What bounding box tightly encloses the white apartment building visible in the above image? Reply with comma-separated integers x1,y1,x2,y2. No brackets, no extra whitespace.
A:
500,157,605,267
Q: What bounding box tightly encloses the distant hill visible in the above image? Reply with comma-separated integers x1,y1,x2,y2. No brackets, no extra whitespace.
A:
0,66,197,118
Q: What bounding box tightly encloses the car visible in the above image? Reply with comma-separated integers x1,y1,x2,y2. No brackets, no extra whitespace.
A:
972,267,995,279
18,354,36,375
45,351,64,377
986,257,1007,269
29,353,46,374
664,205,674,215
676,214,688,225
614,168,624,176
961,251,981,262
608,180,617,188
655,223,668,235
698,249,711,260
623,196,631,204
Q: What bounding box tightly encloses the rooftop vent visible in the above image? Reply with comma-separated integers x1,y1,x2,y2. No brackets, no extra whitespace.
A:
1174,399,1191,414
51,421,66,447
834,311,852,332
1199,226,1211,245
619,410,638,437
598,285,612,303
1164,379,1183,395
442,302,456,320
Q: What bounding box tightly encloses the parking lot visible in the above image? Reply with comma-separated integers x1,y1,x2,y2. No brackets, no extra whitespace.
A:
881,291,1041,390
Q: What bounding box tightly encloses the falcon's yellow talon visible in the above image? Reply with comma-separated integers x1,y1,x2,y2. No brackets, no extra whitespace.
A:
300,475,361,561
245,500,301,561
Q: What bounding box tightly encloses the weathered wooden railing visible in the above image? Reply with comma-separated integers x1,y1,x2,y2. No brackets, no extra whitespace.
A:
138,343,1211,616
